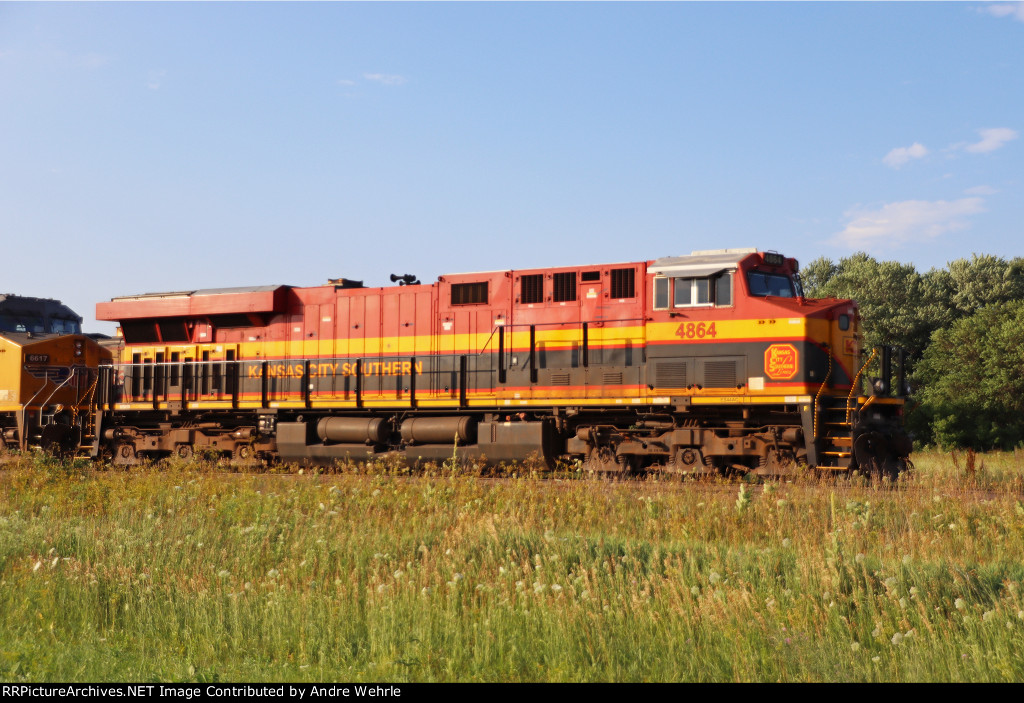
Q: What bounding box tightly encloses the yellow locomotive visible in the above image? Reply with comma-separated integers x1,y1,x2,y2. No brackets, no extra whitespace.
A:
0,296,111,454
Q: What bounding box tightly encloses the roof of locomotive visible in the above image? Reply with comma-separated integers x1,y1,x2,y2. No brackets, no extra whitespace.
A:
438,249,768,280
648,248,761,277
109,285,286,302
0,294,82,323
104,250,780,304
0,330,67,347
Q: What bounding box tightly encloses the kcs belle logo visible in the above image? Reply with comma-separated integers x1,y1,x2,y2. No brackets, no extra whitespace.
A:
764,344,799,380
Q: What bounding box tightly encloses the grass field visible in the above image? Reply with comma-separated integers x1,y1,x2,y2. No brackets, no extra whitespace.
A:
1,451,1023,682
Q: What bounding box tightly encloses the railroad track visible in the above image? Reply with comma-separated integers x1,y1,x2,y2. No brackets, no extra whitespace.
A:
4,451,1020,500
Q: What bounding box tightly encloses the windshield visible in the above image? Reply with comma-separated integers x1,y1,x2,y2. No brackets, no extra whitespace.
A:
747,271,795,298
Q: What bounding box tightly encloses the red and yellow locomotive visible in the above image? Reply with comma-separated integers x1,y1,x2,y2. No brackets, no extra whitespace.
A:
94,248,911,476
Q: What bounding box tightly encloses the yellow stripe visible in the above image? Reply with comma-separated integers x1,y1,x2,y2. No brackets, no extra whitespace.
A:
691,395,813,405
120,315,836,363
645,318,814,343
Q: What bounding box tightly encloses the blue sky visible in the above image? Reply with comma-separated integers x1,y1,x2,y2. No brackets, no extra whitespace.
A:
1,2,1022,333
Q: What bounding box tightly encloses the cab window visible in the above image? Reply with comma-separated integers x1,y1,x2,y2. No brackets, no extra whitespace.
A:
674,278,709,307
653,272,733,309
747,271,795,298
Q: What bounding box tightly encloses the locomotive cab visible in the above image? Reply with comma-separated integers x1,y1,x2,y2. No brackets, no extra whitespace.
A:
0,331,110,454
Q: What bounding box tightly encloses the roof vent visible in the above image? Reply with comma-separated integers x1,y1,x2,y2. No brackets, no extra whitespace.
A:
328,278,365,289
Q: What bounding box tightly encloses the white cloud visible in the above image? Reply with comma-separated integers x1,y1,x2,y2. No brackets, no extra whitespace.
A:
834,198,986,249
985,2,1024,21
336,79,356,87
964,184,998,196
883,142,928,169
964,127,1018,153
363,73,406,86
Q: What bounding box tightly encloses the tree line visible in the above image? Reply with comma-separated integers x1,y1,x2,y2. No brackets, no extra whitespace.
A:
801,253,1024,450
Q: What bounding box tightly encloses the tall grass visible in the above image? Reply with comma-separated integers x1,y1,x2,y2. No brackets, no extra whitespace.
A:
1,450,1023,681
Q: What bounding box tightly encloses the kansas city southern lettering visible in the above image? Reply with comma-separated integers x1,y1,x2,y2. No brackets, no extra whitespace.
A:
247,361,425,380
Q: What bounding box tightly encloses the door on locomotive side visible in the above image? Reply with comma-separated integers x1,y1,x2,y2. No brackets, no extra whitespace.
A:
438,275,505,404
582,265,645,399
190,343,238,406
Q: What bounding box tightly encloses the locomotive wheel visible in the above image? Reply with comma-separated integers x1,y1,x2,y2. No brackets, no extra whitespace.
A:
113,443,138,467
585,446,621,475
175,444,194,461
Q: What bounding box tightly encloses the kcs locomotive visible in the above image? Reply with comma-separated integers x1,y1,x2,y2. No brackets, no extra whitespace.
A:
87,248,911,477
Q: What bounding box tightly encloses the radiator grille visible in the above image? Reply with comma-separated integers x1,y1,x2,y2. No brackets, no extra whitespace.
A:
551,373,571,386
655,362,688,388
602,372,623,385
703,361,738,388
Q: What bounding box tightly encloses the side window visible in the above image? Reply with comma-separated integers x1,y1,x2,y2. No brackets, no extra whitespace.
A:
653,277,669,309
668,274,732,308
694,278,710,305
715,272,733,306
673,278,710,307
674,278,692,306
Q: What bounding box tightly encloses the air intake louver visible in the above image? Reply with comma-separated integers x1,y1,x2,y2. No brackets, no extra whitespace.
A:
655,362,688,388
704,361,738,388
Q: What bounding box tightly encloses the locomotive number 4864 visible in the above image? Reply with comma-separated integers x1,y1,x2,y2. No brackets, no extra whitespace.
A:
675,322,718,339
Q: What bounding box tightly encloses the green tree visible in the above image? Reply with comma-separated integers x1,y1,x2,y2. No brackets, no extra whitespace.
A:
946,254,1024,315
799,256,838,297
800,253,943,359
914,301,1024,449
